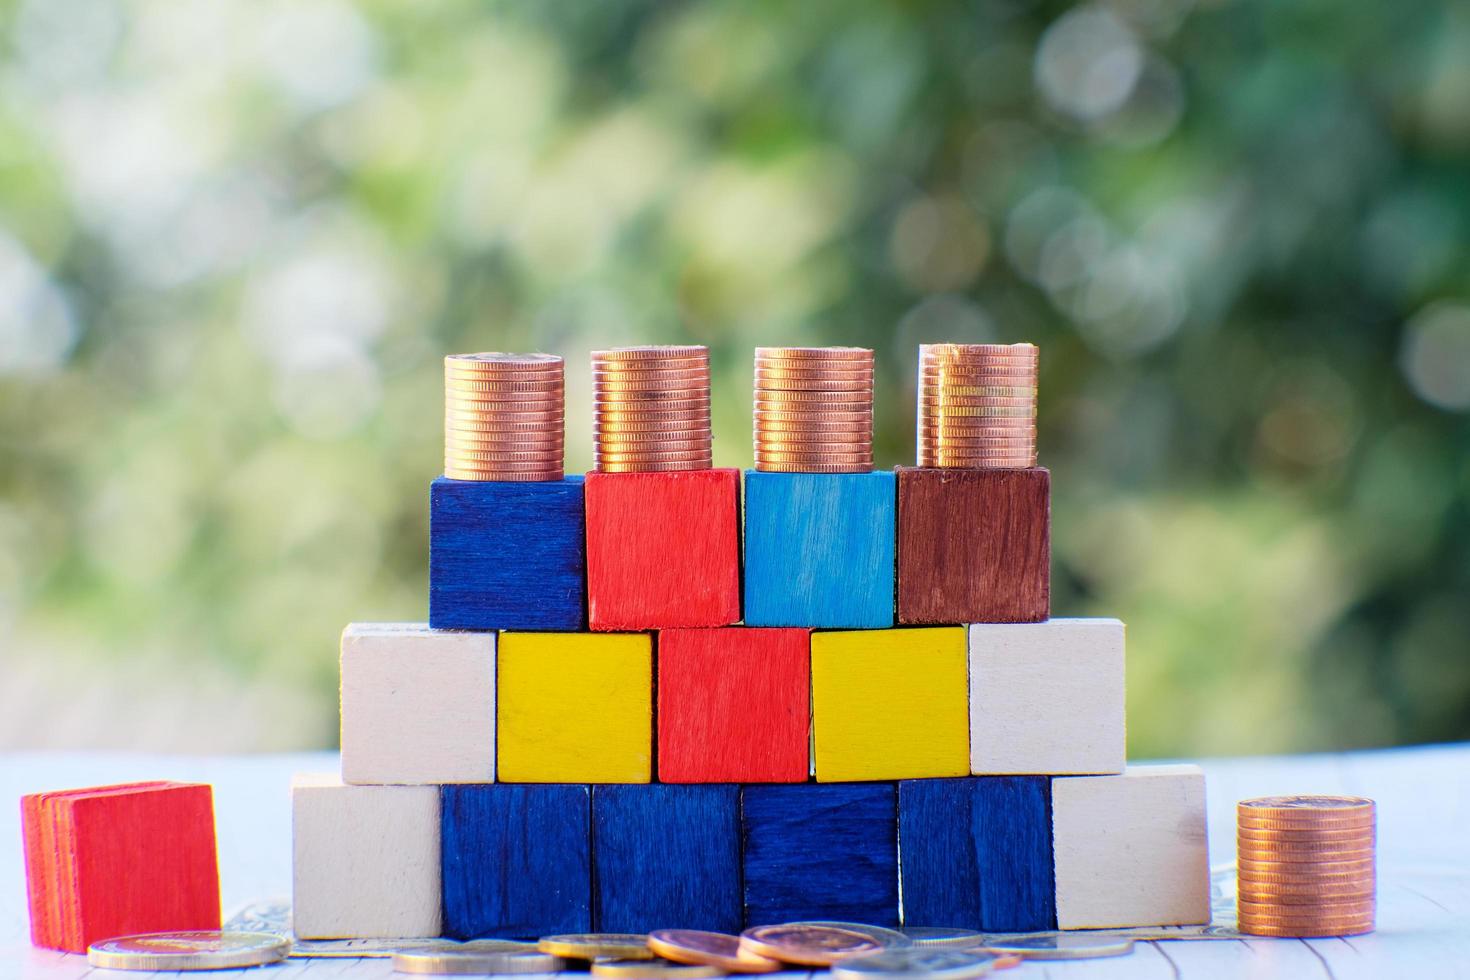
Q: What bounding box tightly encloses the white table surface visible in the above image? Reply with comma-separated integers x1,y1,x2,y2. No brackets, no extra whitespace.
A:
3,745,1468,978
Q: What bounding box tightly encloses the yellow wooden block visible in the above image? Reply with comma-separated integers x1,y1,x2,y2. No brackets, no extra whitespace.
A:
811,627,970,781
497,631,652,783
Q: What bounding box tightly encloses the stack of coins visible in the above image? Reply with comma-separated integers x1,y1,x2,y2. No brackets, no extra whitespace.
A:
753,347,874,473
444,353,565,482
917,343,1037,469
1236,795,1376,937
593,347,712,473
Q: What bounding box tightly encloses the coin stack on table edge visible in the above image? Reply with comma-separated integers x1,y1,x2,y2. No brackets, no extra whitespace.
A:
444,353,565,482
753,347,875,474
1236,795,1377,937
917,343,1037,469
593,346,713,473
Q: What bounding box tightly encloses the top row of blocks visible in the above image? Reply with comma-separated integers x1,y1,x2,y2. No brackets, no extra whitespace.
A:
431,466,1050,633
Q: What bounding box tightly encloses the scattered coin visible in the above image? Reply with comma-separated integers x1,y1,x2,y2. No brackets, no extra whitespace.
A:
787,922,912,949
394,947,567,975
977,935,1135,960
831,948,999,980
647,929,781,973
738,923,882,966
591,958,728,979
87,931,291,970
900,928,985,948
540,933,656,961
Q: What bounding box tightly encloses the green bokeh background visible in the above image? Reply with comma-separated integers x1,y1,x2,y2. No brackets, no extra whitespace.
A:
1,0,1467,753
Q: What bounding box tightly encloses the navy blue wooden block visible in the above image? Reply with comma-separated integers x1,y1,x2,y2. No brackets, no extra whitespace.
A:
898,777,1056,932
429,475,586,631
740,783,898,927
743,471,895,629
592,784,742,933
441,784,591,939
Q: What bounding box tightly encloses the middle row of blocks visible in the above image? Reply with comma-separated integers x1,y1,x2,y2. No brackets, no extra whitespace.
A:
341,619,1124,785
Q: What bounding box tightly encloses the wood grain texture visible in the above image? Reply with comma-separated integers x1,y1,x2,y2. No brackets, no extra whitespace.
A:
1052,765,1210,929
441,784,591,940
657,627,810,783
740,783,899,927
339,624,495,785
810,627,969,782
969,619,1125,775
743,471,896,628
899,777,1056,932
592,784,741,933
584,469,741,631
291,775,440,939
895,467,1050,625
429,475,586,631
497,632,652,783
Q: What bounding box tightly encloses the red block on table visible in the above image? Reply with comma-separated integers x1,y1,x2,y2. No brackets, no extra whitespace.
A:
20,781,221,953
585,469,741,631
658,627,810,783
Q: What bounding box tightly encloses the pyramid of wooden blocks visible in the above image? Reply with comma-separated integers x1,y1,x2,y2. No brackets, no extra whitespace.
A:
22,782,220,953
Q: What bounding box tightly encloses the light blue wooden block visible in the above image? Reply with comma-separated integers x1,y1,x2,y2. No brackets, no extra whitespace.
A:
743,471,895,629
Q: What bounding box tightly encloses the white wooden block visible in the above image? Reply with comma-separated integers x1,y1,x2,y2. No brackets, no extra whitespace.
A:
1052,764,1210,929
340,623,495,785
968,618,1125,775
291,774,441,939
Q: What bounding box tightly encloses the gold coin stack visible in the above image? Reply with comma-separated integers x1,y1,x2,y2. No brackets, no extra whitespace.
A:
593,346,712,473
753,347,875,474
444,353,565,482
1236,795,1377,938
917,343,1037,469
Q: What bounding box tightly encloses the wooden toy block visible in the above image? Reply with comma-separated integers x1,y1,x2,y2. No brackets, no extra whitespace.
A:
969,619,1125,775
429,475,586,631
21,781,220,953
592,784,741,933
740,783,898,927
497,631,652,782
810,627,969,781
743,471,896,628
895,467,1050,624
340,624,495,785
1052,765,1210,929
898,777,1056,932
657,627,809,783
584,469,740,631
442,784,591,939
291,775,440,939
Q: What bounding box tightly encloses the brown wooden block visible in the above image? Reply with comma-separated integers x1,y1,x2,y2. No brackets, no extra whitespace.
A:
896,466,1050,624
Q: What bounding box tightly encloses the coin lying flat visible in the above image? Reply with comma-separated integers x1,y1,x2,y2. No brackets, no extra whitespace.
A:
978,935,1135,960
831,948,999,980
788,922,913,949
394,947,567,975
739,923,882,966
590,958,728,978
540,933,655,960
647,929,781,973
87,931,291,970
901,928,985,949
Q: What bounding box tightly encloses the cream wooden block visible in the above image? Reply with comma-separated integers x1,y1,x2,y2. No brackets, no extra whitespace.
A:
968,618,1125,775
340,623,495,785
1052,764,1210,929
291,775,441,939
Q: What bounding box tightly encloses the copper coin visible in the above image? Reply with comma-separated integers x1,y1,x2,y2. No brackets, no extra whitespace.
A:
646,930,781,974
597,451,715,464
596,425,711,440
1237,839,1376,858
598,442,712,457
1239,796,1374,815
444,470,563,482
447,411,566,425
756,419,873,432
447,438,565,452
1238,883,1375,904
755,364,875,379
596,404,711,417
1237,856,1376,874
920,342,1037,358
755,388,873,403
598,460,713,473
1235,919,1374,939
755,346,873,360
737,924,881,967
1237,897,1375,918
755,378,873,393
1238,826,1375,844
596,394,712,409
756,462,875,474
593,345,707,359
920,438,1036,449
1238,866,1376,884
447,352,562,366
756,410,873,423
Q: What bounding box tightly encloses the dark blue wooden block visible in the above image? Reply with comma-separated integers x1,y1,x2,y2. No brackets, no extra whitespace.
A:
898,777,1055,932
440,784,591,939
592,784,741,933
740,783,898,926
743,471,895,629
429,475,586,631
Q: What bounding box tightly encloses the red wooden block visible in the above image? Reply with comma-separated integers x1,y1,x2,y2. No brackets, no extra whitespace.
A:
657,627,810,782
585,469,742,631
21,781,221,953
896,466,1051,624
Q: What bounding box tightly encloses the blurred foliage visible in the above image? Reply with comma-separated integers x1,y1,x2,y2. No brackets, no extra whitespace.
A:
0,0,1467,754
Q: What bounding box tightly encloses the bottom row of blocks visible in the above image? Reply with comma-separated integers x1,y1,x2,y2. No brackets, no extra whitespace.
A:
292,765,1209,940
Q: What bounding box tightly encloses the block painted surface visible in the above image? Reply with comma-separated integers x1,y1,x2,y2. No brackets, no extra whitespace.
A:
429,475,586,631
1052,765,1210,929
969,619,1125,776
584,469,740,631
497,631,652,783
899,777,1056,932
896,467,1050,624
291,776,440,939
740,783,898,926
810,627,969,781
657,627,809,783
743,471,895,628
592,784,741,933
442,784,591,939
340,623,495,785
